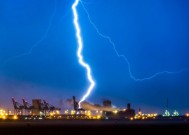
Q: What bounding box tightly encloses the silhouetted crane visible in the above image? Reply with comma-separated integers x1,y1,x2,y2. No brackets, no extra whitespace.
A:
73,96,85,114
12,97,24,115
22,99,34,115
43,100,61,113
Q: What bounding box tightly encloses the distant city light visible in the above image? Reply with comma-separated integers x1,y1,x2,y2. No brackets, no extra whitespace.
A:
0,109,7,120
113,110,118,114
172,110,179,116
163,110,170,117
13,115,18,120
134,113,158,120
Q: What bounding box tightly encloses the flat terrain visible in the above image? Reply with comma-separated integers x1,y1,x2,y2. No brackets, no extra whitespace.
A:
0,119,189,126
0,120,188,134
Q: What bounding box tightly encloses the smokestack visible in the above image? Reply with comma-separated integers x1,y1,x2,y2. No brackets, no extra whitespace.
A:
103,100,112,107
73,96,76,101
166,98,169,110
127,103,131,110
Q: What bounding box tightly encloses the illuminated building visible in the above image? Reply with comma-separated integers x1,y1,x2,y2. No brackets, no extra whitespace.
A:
32,99,43,115
103,103,135,119
0,109,8,120
163,110,170,116
172,110,179,116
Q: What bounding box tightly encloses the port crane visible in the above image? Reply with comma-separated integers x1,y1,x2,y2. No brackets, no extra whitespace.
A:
73,96,85,114
12,97,24,115
43,100,61,113
22,99,34,115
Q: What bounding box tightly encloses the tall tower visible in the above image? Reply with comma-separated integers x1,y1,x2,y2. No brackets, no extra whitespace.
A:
166,98,169,111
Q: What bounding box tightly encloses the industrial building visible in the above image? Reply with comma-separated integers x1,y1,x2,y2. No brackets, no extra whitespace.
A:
10,97,138,120
103,103,135,119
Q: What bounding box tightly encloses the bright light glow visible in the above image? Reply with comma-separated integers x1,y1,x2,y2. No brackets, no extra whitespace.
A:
134,113,158,120
138,111,142,115
113,110,118,114
86,110,91,116
72,0,95,108
40,111,44,116
13,115,18,120
97,115,101,119
71,110,76,115
2,116,6,120
163,110,170,117
50,112,53,116
172,110,179,116
0,109,7,120
56,110,60,114
64,110,69,114
80,1,189,82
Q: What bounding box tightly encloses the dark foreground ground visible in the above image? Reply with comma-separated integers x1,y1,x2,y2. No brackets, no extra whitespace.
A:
0,120,188,134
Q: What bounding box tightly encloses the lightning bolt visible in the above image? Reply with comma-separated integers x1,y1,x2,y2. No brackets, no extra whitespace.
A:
3,0,57,66
80,1,189,82
72,0,95,108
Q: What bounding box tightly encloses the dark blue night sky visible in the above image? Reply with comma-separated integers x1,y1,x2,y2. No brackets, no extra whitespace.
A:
0,0,189,114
